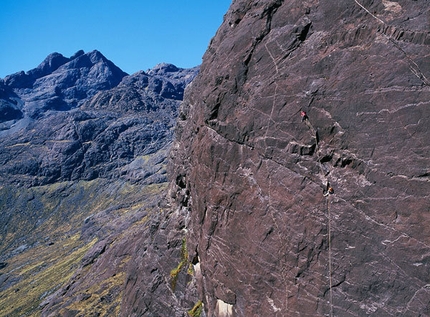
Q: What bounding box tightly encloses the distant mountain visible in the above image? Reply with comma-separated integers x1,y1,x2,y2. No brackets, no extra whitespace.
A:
1,50,127,122
0,50,198,186
0,50,199,316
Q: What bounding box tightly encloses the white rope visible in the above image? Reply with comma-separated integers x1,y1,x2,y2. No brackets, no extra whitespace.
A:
327,196,334,317
354,0,429,86
354,0,385,24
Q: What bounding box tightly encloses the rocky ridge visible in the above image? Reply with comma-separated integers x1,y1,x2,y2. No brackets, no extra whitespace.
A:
0,50,197,186
170,0,430,316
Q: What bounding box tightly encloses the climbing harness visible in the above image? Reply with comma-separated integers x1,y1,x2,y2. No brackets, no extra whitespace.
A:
323,187,334,197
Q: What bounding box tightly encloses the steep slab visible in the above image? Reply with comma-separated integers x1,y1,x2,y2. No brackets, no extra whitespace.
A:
170,0,430,316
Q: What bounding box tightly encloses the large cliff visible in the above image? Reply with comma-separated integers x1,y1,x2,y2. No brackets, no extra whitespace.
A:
170,0,430,316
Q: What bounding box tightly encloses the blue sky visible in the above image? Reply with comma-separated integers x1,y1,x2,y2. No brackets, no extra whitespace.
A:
0,0,231,78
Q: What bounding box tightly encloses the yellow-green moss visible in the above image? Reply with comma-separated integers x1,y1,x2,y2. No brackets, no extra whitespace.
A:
0,235,96,317
65,269,127,316
0,178,168,316
187,262,194,275
170,237,189,290
188,300,203,317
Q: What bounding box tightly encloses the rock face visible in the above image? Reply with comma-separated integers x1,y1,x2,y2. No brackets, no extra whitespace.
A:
170,0,430,316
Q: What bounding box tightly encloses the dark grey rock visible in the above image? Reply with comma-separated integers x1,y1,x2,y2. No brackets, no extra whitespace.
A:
0,52,198,186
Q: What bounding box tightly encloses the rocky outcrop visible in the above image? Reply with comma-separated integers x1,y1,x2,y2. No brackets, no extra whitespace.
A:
170,0,430,316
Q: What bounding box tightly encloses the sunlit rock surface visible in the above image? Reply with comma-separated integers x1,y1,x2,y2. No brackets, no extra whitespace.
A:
170,0,430,316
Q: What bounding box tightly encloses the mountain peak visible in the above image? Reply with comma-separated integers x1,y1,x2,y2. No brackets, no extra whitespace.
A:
0,49,198,183
150,63,179,73
64,50,114,69
0,50,130,121
28,52,70,78
70,49,85,59
86,49,108,63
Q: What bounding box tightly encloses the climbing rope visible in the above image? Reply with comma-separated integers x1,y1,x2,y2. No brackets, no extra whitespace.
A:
300,111,334,315
354,0,430,86
354,0,385,24
301,111,333,315
327,195,334,317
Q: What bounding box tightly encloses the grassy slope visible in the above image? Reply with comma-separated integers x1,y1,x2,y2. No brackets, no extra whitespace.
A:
0,179,167,317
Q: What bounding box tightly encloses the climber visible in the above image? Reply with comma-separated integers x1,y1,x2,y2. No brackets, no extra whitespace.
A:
323,187,334,197
323,182,334,196
300,110,309,122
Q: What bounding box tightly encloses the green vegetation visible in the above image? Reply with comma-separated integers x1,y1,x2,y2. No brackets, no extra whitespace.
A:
0,180,113,255
170,237,190,290
0,234,96,317
188,300,203,317
64,256,130,316
0,178,167,316
187,261,194,275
